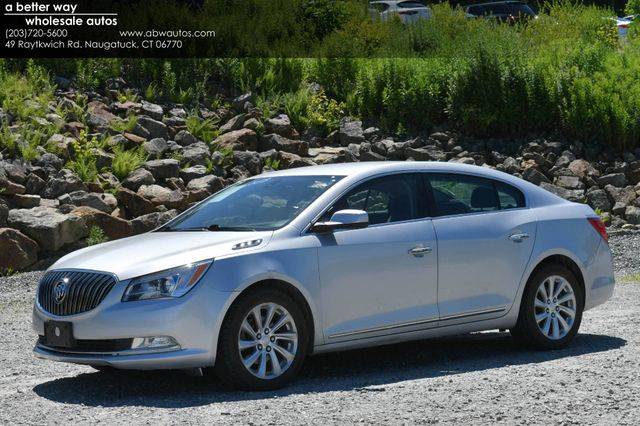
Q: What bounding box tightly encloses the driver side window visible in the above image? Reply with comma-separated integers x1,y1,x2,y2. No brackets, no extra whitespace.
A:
322,174,428,225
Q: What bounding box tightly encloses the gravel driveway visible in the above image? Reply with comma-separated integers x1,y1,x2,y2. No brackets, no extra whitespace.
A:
1,234,639,425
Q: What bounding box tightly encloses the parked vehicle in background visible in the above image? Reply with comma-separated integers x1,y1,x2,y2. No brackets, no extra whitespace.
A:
465,1,537,23
368,1,432,24
611,15,638,38
32,162,615,390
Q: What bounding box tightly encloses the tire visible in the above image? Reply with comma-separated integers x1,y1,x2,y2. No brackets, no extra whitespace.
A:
511,264,584,350
214,288,310,390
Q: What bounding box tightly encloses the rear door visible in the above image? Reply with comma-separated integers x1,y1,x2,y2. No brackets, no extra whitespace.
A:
424,173,536,324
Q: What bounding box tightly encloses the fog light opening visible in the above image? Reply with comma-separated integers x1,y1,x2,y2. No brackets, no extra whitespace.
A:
131,336,180,350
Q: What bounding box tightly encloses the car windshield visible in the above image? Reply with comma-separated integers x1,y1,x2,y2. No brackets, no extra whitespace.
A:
160,175,343,232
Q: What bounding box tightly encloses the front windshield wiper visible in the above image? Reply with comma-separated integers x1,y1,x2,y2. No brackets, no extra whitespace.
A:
161,224,258,232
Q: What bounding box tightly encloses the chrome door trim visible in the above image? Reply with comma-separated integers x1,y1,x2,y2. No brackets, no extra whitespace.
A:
439,306,507,321
327,316,439,339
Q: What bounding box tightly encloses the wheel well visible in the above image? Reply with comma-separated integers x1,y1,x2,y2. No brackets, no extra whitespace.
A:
222,279,315,353
528,254,585,296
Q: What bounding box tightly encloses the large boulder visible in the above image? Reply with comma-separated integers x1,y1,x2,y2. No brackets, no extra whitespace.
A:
131,210,179,234
181,142,211,166
138,116,169,140
568,159,599,179
540,182,584,202
174,130,199,146
404,146,447,162
219,113,245,134
24,173,46,195
67,190,117,213
142,137,169,158
555,175,584,190
138,185,187,209
41,169,86,199
598,173,627,188
258,134,309,157
179,165,208,183
233,151,262,176
122,168,155,191
522,167,551,186
116,187,156,218
586,189,612,212
0,228,39,270
0,198,8,226
339,119,365,146
186,175,223,193
144,159,180,180
141,100,164,121
7,206,88,251
626,206,640,225
70,206,133,240
212,129,257,151
264,114,294,138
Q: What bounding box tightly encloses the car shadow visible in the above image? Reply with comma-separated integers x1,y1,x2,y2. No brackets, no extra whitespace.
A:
33,332,625,408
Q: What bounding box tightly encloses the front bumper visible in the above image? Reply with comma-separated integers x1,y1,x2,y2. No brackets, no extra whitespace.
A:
32,273,236,370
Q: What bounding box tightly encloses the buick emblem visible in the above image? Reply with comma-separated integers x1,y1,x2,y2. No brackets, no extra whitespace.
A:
53,280,68,304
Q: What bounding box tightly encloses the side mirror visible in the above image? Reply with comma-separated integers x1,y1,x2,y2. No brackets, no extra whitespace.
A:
311,209,369,233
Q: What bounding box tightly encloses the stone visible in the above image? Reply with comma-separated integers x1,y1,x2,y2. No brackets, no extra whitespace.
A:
233,151,262,176
540,183,584,202
586,189,611,212
232,93,253,112
2,163,27,184
142,137,169,158
0,199,8,226
71,206,132,240
179,165,208,183
123,132,146,146
91,148,114,170
0,228,39,270
404,147,447,162
569,159,599,179
122,168,155,191
138,185,187,209
181,142,211,166
219,113,246,134
626,206,640,224
212,129,258,151
46,134,76,159
138,116,169,140
360,150,386,161
41,169,86,199
429,132,451,144
363,127,381,140
278,152,316,169
612,202,627,216
605,185,637,206
144,159,180,180
0,177,26,195
243,118,260,131
175,129,199,146
116,187,156,218
141,101,164,121
10,194,40,208
7,206,88,251
598,173,627,188
555,175,584,190
264,114,294,138
131,210,179,234
67,191,117,213
338,119,364,146
186,175,223,193
522,167,551,186
35,152,64,171
626,161,640,185
258,134,309,156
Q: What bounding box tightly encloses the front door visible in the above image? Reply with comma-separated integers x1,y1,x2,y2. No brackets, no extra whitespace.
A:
316,173,439,341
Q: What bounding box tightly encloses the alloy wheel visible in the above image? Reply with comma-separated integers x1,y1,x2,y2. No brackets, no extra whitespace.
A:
533,275,577,340
237,302,299,379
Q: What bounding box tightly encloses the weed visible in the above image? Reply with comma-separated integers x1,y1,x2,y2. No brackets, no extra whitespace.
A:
87,226,109,246
111,146,147,180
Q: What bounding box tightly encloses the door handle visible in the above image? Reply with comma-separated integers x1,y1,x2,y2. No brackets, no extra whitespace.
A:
409,246,432,257
508,233,530,243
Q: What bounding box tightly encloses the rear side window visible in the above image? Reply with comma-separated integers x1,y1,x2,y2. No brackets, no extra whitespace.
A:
495,181,525,210
397,1,426,8
427,173,526,216
427,173,499,216
323,173,429,225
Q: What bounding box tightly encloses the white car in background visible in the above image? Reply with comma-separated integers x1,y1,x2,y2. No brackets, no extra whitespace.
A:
613,15,637,38
369,0,432,24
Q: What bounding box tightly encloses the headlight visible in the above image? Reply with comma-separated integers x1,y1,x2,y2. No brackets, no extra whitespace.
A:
122,260,212,302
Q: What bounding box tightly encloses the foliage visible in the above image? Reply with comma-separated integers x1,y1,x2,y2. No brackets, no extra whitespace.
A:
109,115,138,133
186,113,219,143
87,226,109,246
66,131,100,183
264,157,281,170
111,146,147,180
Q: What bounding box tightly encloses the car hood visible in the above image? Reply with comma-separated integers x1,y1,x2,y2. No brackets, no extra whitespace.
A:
49,231,274,281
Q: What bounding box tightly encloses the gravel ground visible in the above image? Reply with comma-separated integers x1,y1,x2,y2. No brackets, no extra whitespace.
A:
0,234,639,425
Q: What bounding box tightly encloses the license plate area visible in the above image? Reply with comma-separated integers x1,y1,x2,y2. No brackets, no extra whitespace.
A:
44,321,75,348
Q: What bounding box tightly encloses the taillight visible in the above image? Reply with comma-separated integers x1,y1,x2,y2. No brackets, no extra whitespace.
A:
588,217,608,242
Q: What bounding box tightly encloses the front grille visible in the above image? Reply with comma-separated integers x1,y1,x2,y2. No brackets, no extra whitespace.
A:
37,270,116,316
38,336,133,353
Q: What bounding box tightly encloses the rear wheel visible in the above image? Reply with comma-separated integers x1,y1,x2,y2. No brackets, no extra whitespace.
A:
511,264,584,350
214,288,310,390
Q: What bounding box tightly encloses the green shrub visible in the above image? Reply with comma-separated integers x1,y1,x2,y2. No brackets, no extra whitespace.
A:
66,131,100,183
186,113,219,143
110,115,138,133
87,226,109,246
112,146,147,180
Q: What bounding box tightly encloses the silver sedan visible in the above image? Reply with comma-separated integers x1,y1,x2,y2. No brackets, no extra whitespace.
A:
33,162,615,390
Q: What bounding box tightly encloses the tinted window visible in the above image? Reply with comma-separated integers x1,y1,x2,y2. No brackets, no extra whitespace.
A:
162,175,342,231
495,181,525,209
323,174,429,225
428,173,499,216
397,1,426,8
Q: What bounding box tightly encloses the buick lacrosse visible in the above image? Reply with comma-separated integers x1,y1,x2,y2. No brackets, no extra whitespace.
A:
33,162,615,390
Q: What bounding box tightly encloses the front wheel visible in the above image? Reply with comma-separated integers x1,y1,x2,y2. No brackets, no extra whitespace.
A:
214,288,310,390
511,264,584,350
